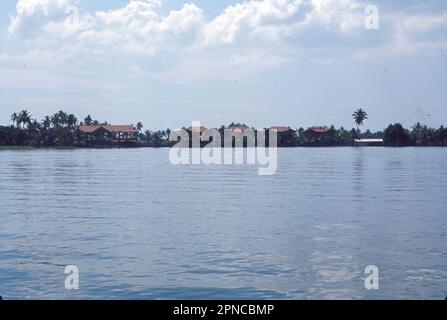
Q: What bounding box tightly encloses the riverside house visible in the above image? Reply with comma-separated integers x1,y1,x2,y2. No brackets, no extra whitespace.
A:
269,126,296,146
227,124,252,147
185,125,209,147
302,125,334,136
299,125,337,146
78,125,139,146
228,124,250,133
186,126,208,135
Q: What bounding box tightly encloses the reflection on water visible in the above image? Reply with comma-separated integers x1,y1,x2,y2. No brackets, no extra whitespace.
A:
0,147,446,300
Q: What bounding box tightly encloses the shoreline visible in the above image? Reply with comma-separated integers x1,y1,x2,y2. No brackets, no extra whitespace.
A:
3,113,447,148
1,145,446,150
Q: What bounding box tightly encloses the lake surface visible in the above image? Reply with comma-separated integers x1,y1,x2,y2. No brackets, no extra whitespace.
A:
0,147,446,300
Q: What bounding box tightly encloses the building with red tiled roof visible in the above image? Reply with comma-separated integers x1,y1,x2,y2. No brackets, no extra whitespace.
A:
268,126,296,146
78,125,138,134
269,126,293,133
300,125,336,140
228,124,250,133
185,126,208,134
78,125,139,145
305,126,332,134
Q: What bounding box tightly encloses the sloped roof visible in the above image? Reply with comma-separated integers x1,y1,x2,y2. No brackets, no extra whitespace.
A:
78,125,138,133
228,124,250,132
306,126,331,133
269,126,293,133
186,126,208,133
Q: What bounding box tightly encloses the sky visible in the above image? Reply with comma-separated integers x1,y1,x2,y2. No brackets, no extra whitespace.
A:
0,0,446,131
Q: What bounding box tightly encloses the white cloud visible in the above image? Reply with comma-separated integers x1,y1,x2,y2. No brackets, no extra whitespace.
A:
201,0,303,45
307,0,364,31
354,12,447,59
8,0,72,35
8,0,366,51
81,1,204,55
200,0,368,46
5,0,447,74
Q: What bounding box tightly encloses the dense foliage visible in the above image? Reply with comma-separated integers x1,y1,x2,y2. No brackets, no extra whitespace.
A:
1,110,170,147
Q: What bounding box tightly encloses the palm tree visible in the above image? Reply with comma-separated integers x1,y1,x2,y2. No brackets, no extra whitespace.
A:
411,122,423,144
28,119,41,136
153,131,162,144
51,113,60,128
144,130,152,143
136,122,143,131
40,116,52,145
10,112,19,128
352,108,368,131
57,110,68,127
18,110,31,129
411,122,423,134
84,115,93,126
67,114,78,129
42,116,51,130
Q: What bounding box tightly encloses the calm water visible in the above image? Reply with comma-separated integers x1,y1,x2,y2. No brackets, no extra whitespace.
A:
0,147,446,300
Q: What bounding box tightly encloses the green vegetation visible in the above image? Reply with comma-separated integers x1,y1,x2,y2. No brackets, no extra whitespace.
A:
1,109,446,147
384,123,447,147
0,110,169,147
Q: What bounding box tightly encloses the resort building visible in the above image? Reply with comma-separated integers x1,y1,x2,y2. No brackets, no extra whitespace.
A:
269,126,294,133
228,124,250,133
185,126,208,134
268,126,296,146
301,125,335,138
184,126,210,147
78,125,139,145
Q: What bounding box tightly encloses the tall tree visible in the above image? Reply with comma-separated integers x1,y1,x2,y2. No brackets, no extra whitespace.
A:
352,108,368,130
84,115,93,126
51,113,59,127
411,122,423,134
384,123,411,147
136,122,143,131
144,130,152,142
51,111,68,128
57,110,68,127
10,112,19,128
67,114,78,129
18,110,31,129
42,116,51,130
28,119,41,136
411,122,423,144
